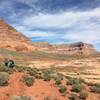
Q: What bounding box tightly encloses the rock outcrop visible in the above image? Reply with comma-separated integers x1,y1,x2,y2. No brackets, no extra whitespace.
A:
0,19,36,52
35,42,97,56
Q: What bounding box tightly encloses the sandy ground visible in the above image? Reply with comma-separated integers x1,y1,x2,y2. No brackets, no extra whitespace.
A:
0,72,67,100
0,72,100,100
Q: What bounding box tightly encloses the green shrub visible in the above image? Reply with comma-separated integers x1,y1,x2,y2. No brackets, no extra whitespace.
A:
0,72,10,86
90,84,100,93
43,74,51,81
43,69,53,75
27,68,38,78
55,77,62,85
16,66,25,72
67,78,75,85
67,78,82,85
79,90,88,99
0,64,13,74
85,82,94,86
57,73,63,80
72,83,83,93
42,69,53,81
69,93,79,100
59,85,67,95
23,75,35,87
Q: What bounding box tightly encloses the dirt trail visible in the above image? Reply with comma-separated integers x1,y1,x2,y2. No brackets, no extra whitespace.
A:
8,72,25,98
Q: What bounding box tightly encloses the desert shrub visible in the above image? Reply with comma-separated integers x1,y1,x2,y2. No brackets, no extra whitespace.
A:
44,96,58,100
67,77,83,85
35,71,42,79
16,66,25,72
0,72,10,86
27,68,38,78
57,73,63,80
67,78,75,85
90,84,100,93
0,64,13,74
59,85,67,95
43,73,51,81
79,90,88,99
42,69,53,81
86,82,94,86
69,93,79,100
72,83,84,93
10,95,32,100
23,75,35,87
55,77,62,85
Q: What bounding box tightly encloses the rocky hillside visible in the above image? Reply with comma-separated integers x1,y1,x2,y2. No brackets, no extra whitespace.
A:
0,19,36,52
34,42,97,56
0,19,98,56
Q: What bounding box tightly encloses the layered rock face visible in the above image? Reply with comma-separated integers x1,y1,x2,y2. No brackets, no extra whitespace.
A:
35,42,97,56
52,42,96,55
0,19,36,52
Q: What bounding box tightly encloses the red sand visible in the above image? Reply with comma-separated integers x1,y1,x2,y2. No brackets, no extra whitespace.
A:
0,72,67,100
0,72,99,100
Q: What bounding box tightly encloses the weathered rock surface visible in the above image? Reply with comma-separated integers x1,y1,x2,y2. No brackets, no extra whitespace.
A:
0,19,36,52
33,42,97,56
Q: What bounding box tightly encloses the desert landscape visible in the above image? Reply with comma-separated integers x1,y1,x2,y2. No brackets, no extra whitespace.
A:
0,18,100,100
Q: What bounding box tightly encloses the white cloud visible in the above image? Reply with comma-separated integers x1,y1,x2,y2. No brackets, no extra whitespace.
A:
22,7,100,29
64,32,100,43
13,24,55,38
12,7,100,50
24,31,55,37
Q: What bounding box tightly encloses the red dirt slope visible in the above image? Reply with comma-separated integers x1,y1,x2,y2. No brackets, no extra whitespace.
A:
0,72,100,100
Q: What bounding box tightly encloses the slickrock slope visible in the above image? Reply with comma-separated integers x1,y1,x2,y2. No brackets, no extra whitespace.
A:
0,19,36,52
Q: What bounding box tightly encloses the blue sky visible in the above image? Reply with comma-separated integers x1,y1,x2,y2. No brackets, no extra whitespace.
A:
0,0,100,51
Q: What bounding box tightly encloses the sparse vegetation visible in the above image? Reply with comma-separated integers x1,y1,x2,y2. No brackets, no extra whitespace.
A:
42,69,53,81
67,77,84,93
55,77,62,85
0,64,13,74
57,73,63,80
79,90,88,99
43,73,51,81
69,93,79,100
67,77,83,85
27,68,38,78
72,83,84,93
16,66,25,72
59,85,67,96
90,84,100,93
23,75,35,87
0,72,10,86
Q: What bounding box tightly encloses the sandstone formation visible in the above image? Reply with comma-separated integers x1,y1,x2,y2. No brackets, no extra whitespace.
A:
0,19,97,55
0,19,36,52
34,42,97,56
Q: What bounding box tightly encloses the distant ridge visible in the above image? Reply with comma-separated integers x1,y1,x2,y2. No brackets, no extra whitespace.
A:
0,19,98,56
33,42,97,56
